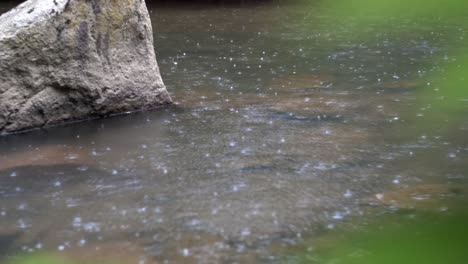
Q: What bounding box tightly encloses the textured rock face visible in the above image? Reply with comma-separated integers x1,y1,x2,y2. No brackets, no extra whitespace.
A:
0,0,171,134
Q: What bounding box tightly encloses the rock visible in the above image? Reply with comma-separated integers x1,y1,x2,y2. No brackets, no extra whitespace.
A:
0,0,171,134
369,184,464,209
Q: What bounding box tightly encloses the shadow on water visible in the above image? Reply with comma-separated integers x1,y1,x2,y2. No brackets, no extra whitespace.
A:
0,233,20,263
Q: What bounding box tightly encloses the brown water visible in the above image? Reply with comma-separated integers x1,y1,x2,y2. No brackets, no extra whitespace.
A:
0,1,467,263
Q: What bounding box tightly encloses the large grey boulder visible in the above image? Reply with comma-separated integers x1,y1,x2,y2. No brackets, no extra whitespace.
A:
0,0,172,134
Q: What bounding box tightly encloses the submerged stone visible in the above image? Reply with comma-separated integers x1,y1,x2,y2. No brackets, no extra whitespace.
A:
0,145,89,172
369,184,464,209
0,0,171,134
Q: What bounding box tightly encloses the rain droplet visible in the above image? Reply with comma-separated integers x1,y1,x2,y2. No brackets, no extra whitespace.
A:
344,190,352,198
17,219,29,229
72,217,82,228
332,212,344,220
241,228,251,236
182,248,190,257
448,153,457,158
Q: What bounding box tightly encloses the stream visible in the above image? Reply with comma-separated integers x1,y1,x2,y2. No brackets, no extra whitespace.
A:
0,1,467,263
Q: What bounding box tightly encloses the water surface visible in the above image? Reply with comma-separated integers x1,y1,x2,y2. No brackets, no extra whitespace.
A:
0,1,467,263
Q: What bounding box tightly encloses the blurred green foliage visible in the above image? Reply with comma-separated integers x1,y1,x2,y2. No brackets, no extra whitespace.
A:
3,253,106,264
417,53,468,131
325,0,468,19
285,1,468,259
284,210,468,264
4,254,70,264
308,0,468,133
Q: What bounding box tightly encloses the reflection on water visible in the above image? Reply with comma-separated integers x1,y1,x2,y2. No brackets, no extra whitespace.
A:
1,1,467,263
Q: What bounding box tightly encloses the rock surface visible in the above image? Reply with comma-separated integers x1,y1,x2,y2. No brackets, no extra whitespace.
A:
0,0,171,134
